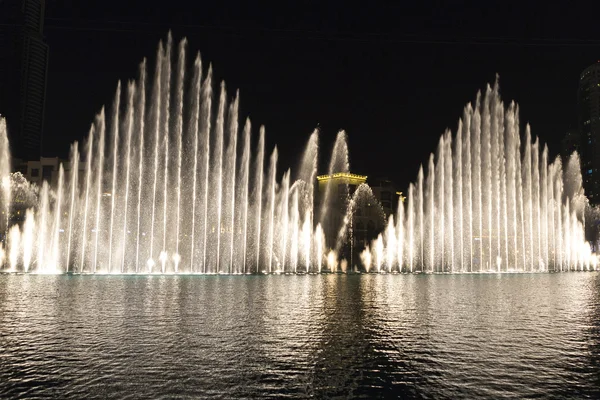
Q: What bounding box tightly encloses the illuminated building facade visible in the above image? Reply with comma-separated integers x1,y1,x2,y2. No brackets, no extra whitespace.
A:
13,156,84,188
9,157,84,227
317,172,396,270
578,62,600,204
317,173,367,250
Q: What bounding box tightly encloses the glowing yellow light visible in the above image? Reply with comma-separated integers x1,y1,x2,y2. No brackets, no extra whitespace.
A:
316,172,367,182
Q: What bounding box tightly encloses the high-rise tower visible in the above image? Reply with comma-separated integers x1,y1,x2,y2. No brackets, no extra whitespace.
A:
578,62,600,204
0,0,49,161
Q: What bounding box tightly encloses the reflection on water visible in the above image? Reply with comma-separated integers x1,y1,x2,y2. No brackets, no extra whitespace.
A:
0,273,599,398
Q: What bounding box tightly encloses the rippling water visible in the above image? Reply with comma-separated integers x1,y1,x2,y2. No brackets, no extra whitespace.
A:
0,273,599,399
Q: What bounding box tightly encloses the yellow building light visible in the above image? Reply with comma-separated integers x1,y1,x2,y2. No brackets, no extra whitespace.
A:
316,172,367,182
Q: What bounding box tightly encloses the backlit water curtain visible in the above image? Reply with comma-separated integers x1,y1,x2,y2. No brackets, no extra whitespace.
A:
0,35,596,274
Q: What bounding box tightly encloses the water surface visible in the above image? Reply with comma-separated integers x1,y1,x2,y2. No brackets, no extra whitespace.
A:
1,273,599,398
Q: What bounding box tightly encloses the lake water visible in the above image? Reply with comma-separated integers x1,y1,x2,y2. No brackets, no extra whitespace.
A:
0,273,599,399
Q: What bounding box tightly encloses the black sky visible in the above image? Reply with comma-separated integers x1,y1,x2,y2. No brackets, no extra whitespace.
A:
42,0,600,190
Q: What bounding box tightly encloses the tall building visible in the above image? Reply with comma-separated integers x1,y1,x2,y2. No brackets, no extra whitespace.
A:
578,62,600,204
0,0,49,161
561,128,579,163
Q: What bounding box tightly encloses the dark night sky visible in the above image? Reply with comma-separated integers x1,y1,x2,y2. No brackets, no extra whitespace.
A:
42,0,600,190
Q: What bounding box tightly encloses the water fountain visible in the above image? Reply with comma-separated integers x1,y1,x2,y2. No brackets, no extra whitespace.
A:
360,79,596,272
0,35,596,274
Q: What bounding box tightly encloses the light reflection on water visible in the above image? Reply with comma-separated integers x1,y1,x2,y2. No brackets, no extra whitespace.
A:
0,273,599,398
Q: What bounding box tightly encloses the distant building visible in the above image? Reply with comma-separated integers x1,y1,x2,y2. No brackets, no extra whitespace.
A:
6,157,83,230
14,156,60,187
369,177,398,217
0,0,49,161
578,62,600,204
316,172,400,270
14,157,84,188
316,172,368,250
561,128,579,163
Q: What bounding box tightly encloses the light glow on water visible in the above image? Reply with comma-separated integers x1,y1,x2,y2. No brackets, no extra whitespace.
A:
1,273,598,398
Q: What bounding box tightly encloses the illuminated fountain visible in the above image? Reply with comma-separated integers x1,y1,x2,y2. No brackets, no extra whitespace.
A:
362,80,596,272
0,35,596,274
0,34,330,274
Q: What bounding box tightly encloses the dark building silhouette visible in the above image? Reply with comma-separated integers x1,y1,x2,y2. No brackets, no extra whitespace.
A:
369,177,399,217
561,128,580,164
578,62,600,204
0,0,48,161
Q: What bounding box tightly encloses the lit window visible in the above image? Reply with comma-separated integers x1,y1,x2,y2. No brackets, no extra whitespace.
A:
588,169,593,175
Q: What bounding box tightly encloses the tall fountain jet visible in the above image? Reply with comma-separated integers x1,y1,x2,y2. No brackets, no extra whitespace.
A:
0,36,595,274
0,34,331,274
0,118,11,238
363,79,596,273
